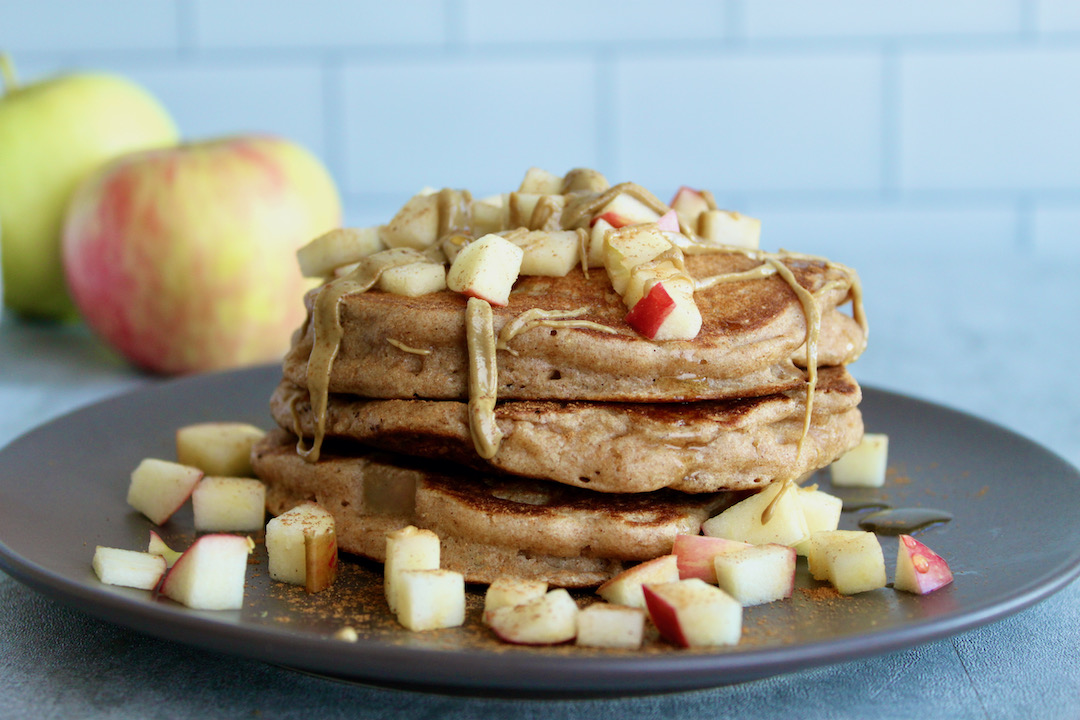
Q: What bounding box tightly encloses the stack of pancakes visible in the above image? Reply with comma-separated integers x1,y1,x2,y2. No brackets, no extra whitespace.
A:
251,178,868,588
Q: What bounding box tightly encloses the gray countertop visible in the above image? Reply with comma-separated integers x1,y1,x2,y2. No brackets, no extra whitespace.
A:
2,251,1078,719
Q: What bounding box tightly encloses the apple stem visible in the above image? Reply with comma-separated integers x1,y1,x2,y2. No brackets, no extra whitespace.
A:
0,53,17,95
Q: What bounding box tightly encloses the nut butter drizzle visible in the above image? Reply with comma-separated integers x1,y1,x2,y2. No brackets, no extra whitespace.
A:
299,247,430,463
496,307,618,356
465,297,504,459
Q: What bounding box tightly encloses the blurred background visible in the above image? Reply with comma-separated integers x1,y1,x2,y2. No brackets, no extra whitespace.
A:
2,0,1078,463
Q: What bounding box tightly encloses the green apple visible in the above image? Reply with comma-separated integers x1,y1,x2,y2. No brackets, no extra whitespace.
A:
0,54,179,321
62,134,341,375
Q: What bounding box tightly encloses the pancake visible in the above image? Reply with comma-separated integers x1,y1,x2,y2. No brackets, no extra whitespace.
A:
281,251,866,403
270,365,863,494
252,429,732,587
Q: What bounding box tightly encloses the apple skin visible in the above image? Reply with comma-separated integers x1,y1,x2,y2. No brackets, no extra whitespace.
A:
0,58,178,321
62,135,341,374
624,282,676,338
894,534,953,594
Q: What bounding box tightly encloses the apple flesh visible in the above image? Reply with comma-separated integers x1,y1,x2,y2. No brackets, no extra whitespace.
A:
127,458,203,526
830,433,889,487
702,481,810,548
793,486,843,556
446,233,523,306
147,531,183,567
807,530,887,595
672,534,751,584
395,569,466,631
712,544,797,606
377,260,447,296
518,167,563,194
484,576,548,615
485,589,579,645
603,225,673,296
576,603,646,649
381,191,439,249
698,209,760,249
0,59,178,321
592,192,660,228
62,134,341,375
191,476,266,532
92,546,167,590
265,501,338,592
158,533,253,610
624,279,702,341
175,422,265,478
894,534,953,595
470,197,507,237
384,525,440,614
297,226,384,278
596,554,679,609
642,579,742,648
507,230,581,277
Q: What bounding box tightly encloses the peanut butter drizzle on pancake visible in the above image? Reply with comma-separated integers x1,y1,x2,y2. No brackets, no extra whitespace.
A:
496,307,617,356
465,297,503,459
300,247,430,463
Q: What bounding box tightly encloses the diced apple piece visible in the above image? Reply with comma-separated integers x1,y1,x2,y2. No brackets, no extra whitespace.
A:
265,501,338,592
808,530,887,595
446,233,523,306
384,525,440,614
586,217,613,268
484,576,548,615
642,579,742,648
158,534,253,610
712,544,797,606
507,192,543,228
830,433,889,487
670,186,710,227
894,534,954,595
377,261,447,297
793,486,844,556
596,554,679,609
575,603,646,649
702,481,810,548
672,534,752,584
191,476,266,532
147,531,183,567
698,209,760,249
92,547,167,590
395,569,466,631
175,422,266,478
297,226,384,278
518,167,563,194
470,199,507,237
603,225,673,296
656,209,680,232
624,280,702,341
592,192,661,228
485,589,579,645
508,230,581,277
381,192,440,249
127,458,204,526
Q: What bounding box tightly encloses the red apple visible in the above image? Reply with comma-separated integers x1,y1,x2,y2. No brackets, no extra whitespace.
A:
642,579,742,648
894,534,953,595
62,135,341,375
669,186,709,226
656,209,680,232
624,282,676,338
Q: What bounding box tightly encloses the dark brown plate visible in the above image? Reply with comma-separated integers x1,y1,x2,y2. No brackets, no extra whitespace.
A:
1,364,1078,696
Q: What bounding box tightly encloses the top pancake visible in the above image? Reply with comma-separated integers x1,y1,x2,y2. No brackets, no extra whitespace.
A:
282,251,866,402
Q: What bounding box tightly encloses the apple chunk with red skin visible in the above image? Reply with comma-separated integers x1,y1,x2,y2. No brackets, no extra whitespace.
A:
62,135,341,375
894,534,953,595
591,192,660,228
672,533,751,584
446,233,523,306
669,186,709,227
158,533,254,610
596,554,679,609
127,458,203,526
624,280,701,341
643,579,742,648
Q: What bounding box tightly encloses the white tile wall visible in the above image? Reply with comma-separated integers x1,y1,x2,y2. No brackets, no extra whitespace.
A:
2,1,1077,256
